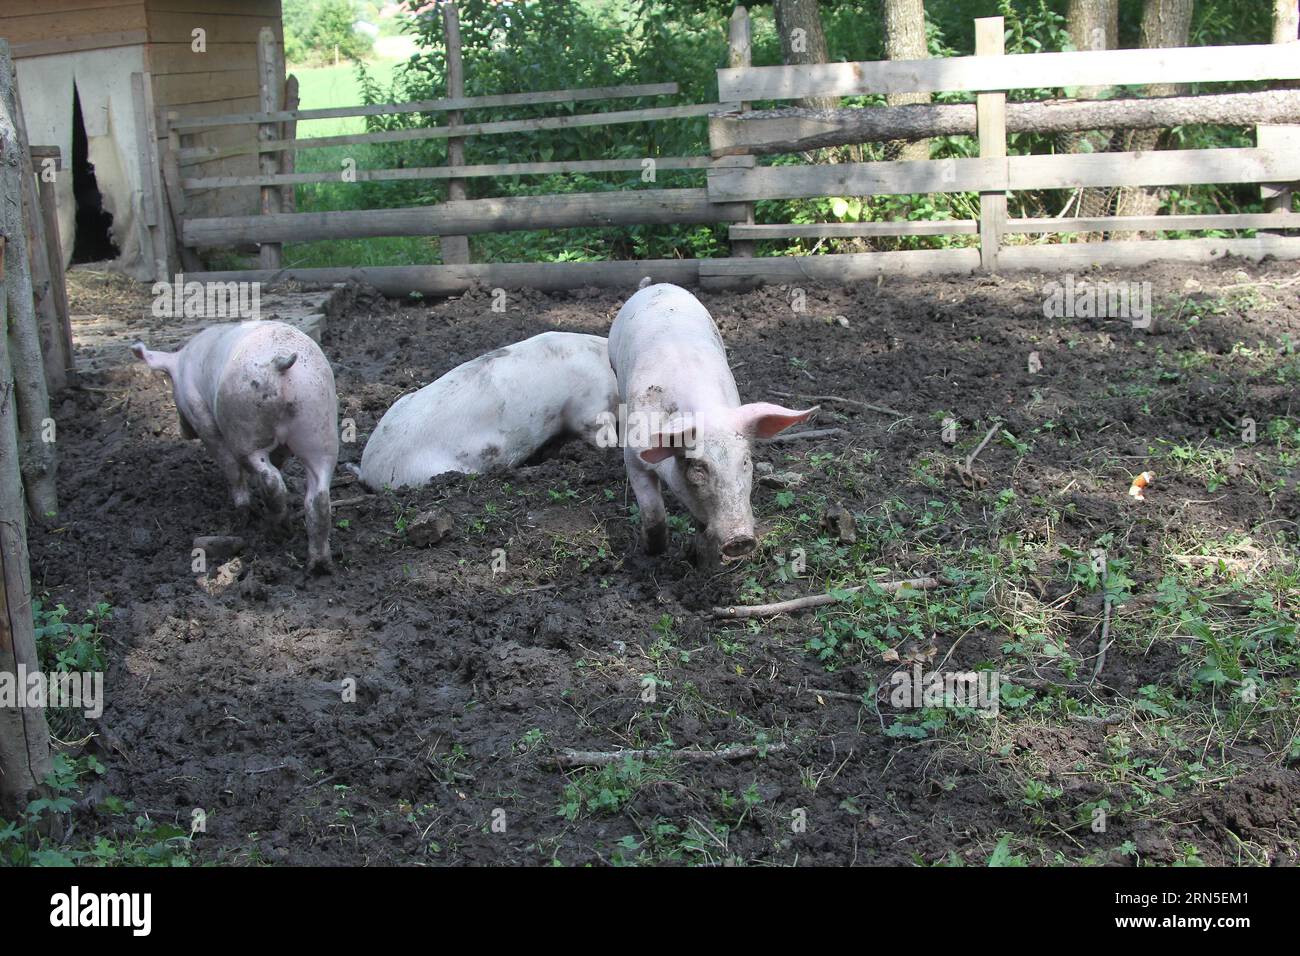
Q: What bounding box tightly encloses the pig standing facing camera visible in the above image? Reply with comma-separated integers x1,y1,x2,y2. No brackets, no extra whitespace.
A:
133,321,339,574
609,282,817,562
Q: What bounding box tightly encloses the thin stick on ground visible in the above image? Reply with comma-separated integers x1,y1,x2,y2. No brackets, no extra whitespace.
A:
771,389,906,418
789,393,906,418
1089,592,1115,684
964,423,1001,476
711,576,946,619
762,427,847,444
548,743,787,768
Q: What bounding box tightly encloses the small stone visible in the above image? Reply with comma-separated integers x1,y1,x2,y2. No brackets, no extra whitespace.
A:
406,510,453,547
759,471,804,489
755,461,774,476
822,503,857,544
193,535,244,565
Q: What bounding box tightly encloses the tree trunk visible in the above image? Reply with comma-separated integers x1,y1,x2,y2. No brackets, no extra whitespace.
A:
1276,0,1299,43
709,90,1300,155
0,236,55,823
1064,0,1120,236
773,0,837,111
1113,0,1194,237
881,0,930,161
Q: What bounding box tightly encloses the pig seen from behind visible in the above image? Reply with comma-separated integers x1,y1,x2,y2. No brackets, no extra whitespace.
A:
133,320,339,574
608,282,817,562
354,331,619,489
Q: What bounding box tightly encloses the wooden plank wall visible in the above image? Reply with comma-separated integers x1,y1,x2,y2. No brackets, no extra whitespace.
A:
144,0,283,219
1,0,148,57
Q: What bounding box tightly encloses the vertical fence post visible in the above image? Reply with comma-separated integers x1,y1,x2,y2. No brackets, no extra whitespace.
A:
257,26,283,269
34,152,74,385
131,71,171,282
1261,1,1299,235
161,112,203,272
727,6,756,258
0,233,56,824
1,44,59,517
3,44,70,392
440,1,470,265
281,74,300,214
975,17,1007,272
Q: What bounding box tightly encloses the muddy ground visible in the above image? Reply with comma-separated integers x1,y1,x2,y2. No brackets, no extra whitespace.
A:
28,260,1300,866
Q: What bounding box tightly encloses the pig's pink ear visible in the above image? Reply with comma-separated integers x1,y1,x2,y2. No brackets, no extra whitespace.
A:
733,403,819,439
132,342,174,373
639,421,697,464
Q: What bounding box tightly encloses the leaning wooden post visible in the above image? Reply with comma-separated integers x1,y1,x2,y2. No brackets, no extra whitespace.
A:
440,1,470,265
281,73,300,214
161,111,203,272
1261,1,1299,235
257,26,284,269
0,40,59,520
33,148,74,385
0,234,56,822
2,43,69,391
975,17,1007,272
727,6,756,259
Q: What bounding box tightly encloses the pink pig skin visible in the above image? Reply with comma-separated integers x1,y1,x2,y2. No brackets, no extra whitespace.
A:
608,283,816,560
133,321,339,574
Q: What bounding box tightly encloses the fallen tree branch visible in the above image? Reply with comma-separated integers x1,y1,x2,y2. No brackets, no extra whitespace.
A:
548,743,787,768
711,576,946,619
329,495,370,510
762,427,847,444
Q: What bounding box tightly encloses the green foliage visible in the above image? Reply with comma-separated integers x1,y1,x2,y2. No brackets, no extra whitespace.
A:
285,0,1286,265
284,0,374,66
0,754,191,867
34,599,109,675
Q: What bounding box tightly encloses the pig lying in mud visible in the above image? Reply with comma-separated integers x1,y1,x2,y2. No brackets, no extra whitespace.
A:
353,331,619,489
133,321,338,574
609,283,817,562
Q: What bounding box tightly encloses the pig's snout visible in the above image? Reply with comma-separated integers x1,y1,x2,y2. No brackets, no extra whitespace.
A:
720,534,757,558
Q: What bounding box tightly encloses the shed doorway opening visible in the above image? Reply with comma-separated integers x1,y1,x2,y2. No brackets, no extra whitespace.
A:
70,83,118,264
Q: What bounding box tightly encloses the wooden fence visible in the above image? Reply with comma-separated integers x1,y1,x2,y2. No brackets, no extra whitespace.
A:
176,7,1300,293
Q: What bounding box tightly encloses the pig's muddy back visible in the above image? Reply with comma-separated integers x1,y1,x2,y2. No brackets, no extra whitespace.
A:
28,267,1300,865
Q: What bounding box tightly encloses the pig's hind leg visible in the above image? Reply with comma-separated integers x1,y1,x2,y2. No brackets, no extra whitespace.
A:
300,456,334,575
205,439,253,526
246,451,290,532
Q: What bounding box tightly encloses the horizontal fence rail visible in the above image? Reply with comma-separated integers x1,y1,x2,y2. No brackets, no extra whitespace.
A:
167,82,682,131
182,188,747,246
718,43,1300,103
729,213,1300,240
178,102,728,165
182,156,715,191
705,147,1300,202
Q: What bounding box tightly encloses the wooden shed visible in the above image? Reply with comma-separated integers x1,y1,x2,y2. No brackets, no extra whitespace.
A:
0,0,283,280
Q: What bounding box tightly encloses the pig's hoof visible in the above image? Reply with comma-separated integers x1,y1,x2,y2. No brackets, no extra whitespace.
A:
308,556,334,576
644,522,667,555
